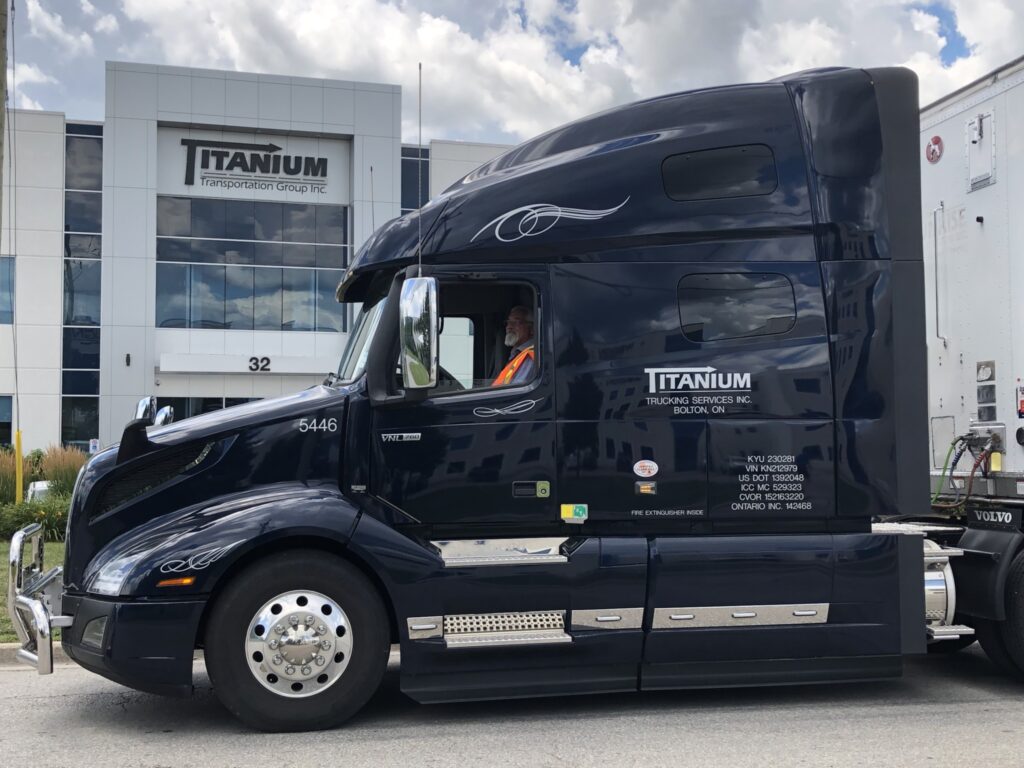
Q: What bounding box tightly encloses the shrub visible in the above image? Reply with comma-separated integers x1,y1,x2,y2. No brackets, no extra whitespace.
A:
0,448,35,505
0,495,71,541
26,448,46,486
41,445,87,496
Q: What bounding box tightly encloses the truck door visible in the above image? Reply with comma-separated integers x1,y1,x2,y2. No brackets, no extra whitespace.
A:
369,268,560,533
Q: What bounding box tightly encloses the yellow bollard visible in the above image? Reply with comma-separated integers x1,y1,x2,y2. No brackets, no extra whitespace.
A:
14,429,23,504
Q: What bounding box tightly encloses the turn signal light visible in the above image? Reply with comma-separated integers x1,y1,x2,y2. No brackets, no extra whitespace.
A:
156,576,196,588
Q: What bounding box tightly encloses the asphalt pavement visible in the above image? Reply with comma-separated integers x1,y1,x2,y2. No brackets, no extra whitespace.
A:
2,646,1024,767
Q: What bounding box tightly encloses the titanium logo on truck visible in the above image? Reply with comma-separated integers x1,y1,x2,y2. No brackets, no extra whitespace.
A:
644,366,752,415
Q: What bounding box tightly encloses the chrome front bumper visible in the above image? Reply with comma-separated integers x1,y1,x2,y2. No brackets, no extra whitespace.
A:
7,523,73,674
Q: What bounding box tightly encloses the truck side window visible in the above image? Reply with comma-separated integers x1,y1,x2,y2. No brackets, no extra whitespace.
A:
678,272,795,342
661,144,777,201
433,281,539,394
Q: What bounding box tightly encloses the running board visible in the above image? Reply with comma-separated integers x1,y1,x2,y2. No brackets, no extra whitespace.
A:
407,610,572,648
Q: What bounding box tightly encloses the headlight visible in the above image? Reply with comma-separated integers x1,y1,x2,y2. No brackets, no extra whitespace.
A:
85,550,149,596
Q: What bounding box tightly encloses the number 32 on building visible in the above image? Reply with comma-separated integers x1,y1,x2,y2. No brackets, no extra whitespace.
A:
248,356,271,372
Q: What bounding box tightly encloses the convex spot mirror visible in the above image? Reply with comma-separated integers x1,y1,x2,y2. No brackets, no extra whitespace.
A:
399,276,438,389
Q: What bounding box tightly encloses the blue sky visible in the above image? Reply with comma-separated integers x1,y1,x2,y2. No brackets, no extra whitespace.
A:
7,0,1023,143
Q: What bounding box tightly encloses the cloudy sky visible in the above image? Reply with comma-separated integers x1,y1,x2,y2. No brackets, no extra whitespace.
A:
7,0,1024,144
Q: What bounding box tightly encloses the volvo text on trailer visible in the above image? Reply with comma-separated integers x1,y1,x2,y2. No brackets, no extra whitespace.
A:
10,66,1021,732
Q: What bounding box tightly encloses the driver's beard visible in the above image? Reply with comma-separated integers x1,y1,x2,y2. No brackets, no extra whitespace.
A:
504,331,518,347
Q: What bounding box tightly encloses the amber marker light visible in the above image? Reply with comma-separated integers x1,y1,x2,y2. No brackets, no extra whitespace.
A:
156,576,196,588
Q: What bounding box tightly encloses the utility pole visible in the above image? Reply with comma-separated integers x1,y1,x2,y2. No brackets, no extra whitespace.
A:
0,2,17,502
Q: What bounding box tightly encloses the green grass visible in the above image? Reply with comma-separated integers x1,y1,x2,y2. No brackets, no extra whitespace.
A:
0,541,66,644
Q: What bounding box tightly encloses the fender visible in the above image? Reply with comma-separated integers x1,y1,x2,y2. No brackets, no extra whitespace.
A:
82,482,362,598
953,526,1024,621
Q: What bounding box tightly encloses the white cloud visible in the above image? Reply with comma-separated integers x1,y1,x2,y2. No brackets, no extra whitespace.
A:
16,93,45,110
79,0,97,16
26,0,94,57
112,0,1024,142
6,62,57,87
95,14,119,34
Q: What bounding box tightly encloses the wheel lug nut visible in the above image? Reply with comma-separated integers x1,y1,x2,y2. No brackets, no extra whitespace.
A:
272,654,282,665
305,615,314,625
320,639,331,651
285,665,295,675
317,624,327,635
289,615,299,626
268,639,279,649
274,624,284,634
301,665,311,676
315,655,325,666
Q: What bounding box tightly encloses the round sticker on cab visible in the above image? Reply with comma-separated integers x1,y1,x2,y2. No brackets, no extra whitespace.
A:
633,460,658,478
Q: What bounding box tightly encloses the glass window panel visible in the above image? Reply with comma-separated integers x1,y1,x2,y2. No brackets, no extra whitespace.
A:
156,263,189,327
282,268,315,331
62,327,100,369
157,196,191,237
191,197,225,239
254,201,283,241
315,245,345,269
315,206,346,244
61,397,99,448
190,239,223,264
223,241,254,265
156,397,189,420
282,243,316,268
0,395,11,445
156,238,191,262
189,397,224,415
63,259,102,326
315,270,345,332
253,268,283,330
225,266,254,330
65,136,103,191
254,242,283,266
62,370,99,395
66,123,103,136
401,159,420,211
224,199,255,240
190,265,226,329
65,234,101,259
662,145,778,202
282,203,316,243
0,257,13,325
64,191,102,233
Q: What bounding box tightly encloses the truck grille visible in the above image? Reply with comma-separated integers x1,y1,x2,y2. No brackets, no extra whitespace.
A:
91,442,214,518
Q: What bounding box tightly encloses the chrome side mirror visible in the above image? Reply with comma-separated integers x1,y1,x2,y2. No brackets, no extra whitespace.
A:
135,396,157,423
399,276,438,389
153,406,174,426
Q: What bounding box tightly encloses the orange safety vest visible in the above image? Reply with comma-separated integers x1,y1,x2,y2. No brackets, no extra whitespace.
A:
492,345,535,387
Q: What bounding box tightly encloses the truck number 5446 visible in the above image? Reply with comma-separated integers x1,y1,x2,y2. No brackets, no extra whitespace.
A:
298,418,338,432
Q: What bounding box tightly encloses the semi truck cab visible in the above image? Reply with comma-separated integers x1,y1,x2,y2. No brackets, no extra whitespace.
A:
12,65,1023,733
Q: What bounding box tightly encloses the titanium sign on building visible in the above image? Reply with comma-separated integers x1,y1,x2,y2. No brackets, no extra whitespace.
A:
157,128,351,204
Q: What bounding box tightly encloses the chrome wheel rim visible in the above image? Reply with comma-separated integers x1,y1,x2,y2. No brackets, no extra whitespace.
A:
244,590,352,698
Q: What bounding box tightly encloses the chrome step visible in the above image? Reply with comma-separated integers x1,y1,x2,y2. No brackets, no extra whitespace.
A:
444,630,572,648
927,624,976,640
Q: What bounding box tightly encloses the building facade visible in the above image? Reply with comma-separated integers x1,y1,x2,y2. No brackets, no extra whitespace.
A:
0,62,509,450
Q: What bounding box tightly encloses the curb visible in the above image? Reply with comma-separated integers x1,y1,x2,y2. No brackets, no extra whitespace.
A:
0,641,70,667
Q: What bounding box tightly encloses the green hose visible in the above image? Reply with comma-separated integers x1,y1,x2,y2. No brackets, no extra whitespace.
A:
930,439,957,504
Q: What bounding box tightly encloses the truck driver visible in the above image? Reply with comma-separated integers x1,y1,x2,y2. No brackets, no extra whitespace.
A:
492,305,535,386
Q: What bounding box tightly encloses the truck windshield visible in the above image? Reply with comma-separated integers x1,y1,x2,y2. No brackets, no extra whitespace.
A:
336,297,385,383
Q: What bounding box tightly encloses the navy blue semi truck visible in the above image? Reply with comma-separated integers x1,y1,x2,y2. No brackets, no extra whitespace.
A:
10,66,1023,732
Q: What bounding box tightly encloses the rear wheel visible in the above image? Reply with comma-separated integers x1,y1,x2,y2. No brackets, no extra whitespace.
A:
205,550,390,731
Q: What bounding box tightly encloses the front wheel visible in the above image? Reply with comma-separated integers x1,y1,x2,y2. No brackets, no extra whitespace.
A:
205,550,390,731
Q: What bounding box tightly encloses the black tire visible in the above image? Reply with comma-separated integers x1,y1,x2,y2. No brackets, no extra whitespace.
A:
205,550,390,732
927,634,977,654
993,551,1024,678
974,618,1024,678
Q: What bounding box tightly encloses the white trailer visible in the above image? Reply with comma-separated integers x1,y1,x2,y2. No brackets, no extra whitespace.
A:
922,54,1024,510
